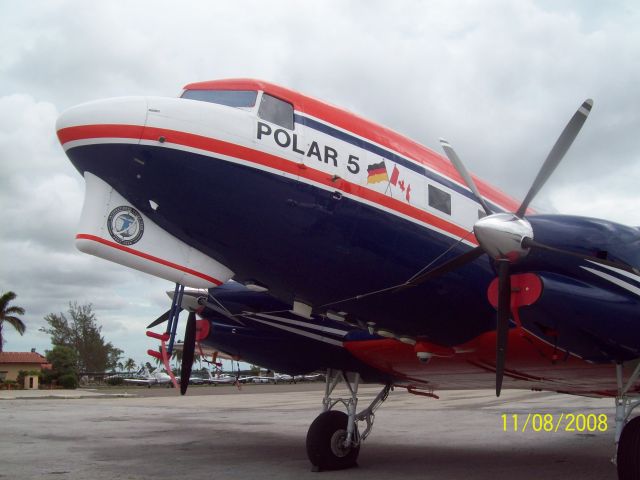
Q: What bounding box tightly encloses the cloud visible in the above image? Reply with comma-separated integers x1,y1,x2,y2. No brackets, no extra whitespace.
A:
0,90,170,359
549,162,640,225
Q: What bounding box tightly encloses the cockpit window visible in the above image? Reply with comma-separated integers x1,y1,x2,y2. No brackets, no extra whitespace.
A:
181,90,258,108
258,93,294,130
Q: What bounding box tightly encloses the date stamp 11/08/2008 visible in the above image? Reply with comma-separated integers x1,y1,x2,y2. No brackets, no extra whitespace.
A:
501,413,609,433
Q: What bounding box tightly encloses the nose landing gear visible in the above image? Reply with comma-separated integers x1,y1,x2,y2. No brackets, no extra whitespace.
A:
305,369,392,471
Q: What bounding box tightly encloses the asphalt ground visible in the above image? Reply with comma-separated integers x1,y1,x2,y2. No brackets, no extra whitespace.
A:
0,384,619,479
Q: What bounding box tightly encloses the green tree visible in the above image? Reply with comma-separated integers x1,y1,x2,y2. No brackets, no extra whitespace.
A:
107,345,124,372
39,302,123,373
171,344,183,371
124,358,136,373
46,345,78,377
0,291,26,352
45,345,79,389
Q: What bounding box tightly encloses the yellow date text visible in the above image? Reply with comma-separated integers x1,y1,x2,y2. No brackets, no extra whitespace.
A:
501,413,608,433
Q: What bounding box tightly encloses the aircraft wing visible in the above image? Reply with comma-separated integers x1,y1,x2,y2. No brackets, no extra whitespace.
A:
122,378,151,385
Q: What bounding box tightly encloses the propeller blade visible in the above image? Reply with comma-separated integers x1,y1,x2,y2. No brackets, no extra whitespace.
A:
516,99,593,218
495,260,511,397
521,237,639,275
440,138,493,216
147,309,173,329
402,246,485,288
180,311,196,395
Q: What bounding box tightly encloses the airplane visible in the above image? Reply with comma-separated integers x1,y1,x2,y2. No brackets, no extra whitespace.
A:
190,364,238,385
300,373,324,382
241,375,271,384
289,373,323,383
247,376,270,383
240,368,278,384
274,372,295,383
206,370,237,385
122,366,173,387
55,79,640,477
186,372,206,385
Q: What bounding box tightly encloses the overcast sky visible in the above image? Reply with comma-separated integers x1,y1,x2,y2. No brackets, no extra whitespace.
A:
1,0,638,367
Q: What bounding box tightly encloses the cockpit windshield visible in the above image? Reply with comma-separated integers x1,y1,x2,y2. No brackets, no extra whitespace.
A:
181,90,258,108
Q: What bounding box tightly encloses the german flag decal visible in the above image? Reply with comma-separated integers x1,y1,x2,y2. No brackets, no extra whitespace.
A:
367,160,388,184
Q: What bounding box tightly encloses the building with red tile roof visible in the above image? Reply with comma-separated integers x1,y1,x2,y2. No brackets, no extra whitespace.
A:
0,351,51,383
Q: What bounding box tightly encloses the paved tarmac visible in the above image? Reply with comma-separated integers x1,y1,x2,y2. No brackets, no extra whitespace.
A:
0,384,619,479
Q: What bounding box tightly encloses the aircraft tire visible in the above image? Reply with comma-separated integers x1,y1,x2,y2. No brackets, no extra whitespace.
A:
618,416,640,480
306,410,360,471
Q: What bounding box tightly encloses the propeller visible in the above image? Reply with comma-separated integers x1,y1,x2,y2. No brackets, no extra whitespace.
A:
515,100,593,218
147,288,245,395
180,311,197,395
400,99,595,396
495,260,511,396
147,291,245,329
147,308,177,329
321,100,627,395
440,138,493,216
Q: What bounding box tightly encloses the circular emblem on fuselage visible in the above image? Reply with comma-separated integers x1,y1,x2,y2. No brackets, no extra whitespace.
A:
107,206,144,245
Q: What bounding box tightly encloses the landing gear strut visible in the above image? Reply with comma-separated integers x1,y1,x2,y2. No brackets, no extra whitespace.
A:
306,369,391,471
614,362,640,480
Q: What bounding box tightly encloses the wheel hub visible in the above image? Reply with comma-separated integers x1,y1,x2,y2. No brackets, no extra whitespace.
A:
330,429,351,458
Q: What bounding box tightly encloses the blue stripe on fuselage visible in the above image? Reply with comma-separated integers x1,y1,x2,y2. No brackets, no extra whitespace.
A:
200,317,385,379
294,113,504,213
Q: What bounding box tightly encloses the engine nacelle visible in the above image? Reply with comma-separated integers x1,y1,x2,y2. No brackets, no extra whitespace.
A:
75,172,233,288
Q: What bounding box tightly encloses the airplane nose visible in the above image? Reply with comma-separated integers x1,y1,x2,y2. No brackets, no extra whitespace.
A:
56,96,149,146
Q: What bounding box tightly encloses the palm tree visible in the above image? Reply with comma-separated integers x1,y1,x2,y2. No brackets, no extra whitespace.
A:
124,358,136,373
171,345,183,372
170,343,202,372
0,291,26,352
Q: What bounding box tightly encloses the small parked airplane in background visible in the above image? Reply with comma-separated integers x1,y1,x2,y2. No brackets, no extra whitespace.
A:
273,372,294,383
203,368,236,385
57,79,640,477
123,366,172,387
186,372,206,385
299,373,324,382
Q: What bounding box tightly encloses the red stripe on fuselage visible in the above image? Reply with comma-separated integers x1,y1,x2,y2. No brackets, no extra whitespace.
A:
57,124,145,144
184,79,521,213
61,124,477,243
75,233,223,286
